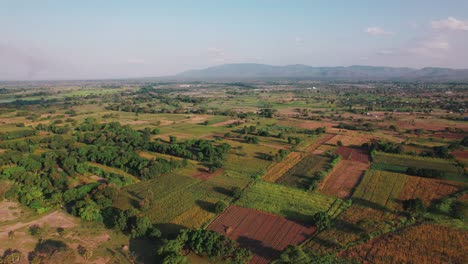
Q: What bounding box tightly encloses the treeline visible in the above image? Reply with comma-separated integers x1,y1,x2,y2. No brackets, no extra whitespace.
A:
0,129,37,140
148,139,231,171
364,140,457,159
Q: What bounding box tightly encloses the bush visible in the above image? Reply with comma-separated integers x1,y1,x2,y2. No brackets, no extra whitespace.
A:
402,198,426,215
214,201,227,214
451,201,468,220
311,212,332,230
29,225,44,237
231,187,242,199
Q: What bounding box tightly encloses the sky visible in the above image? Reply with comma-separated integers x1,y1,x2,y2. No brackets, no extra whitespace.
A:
1,0,468,80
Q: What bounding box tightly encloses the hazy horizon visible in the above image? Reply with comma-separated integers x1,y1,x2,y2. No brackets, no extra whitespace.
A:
2,1,468,80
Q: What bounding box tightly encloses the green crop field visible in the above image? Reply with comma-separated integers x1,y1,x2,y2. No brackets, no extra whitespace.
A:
372,152,465,182
276,154,329,189
236,180,340,222
353,170,408,209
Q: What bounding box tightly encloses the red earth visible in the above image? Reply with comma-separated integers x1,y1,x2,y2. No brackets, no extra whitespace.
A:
320,160,369,199
334,146,370,163
208,206,317,264
452,150,468,160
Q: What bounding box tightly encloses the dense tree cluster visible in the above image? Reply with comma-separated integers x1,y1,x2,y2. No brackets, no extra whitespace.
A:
157,229,252,264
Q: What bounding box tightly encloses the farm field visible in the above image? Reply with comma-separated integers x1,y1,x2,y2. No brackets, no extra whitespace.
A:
304,204,402,254
398,176,467,206
275,154,329,189
0,80,467,263
263,152,303,182
320,160,369,198
236,180,341,222
208,206,317,264
339,224,468,264
352,170,408,209
326,132,375,147
334,146,370,163
372,152,465,182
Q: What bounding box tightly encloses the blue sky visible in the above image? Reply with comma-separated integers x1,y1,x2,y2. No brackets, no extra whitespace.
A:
1,0,468,80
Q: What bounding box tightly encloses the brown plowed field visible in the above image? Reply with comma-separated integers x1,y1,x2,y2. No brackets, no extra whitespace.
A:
339,224,468,264
320,160,369,198
208,206,317,264
334,146,370,163
399,176,467,206
452,150,468,160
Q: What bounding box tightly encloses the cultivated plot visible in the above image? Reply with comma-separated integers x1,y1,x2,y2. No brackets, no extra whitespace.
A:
208,206,317,264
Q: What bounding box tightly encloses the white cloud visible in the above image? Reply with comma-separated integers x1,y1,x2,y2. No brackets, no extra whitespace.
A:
432,17,468,31
364,27,392,35
407,37,450,58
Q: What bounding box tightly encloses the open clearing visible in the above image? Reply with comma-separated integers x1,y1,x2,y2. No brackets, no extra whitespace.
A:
208,206,317,264
320,160,369,198
340,224,468,264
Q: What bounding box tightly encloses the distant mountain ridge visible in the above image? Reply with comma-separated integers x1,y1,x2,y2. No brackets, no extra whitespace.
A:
176,63,468,81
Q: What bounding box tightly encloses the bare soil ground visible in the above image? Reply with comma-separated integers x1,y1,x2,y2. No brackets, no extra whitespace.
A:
320,161,369,199
209,206,317,264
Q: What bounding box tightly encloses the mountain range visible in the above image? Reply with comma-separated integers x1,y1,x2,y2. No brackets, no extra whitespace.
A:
176,63,468,82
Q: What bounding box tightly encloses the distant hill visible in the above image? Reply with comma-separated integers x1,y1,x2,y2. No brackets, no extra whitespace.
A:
176,63,468,81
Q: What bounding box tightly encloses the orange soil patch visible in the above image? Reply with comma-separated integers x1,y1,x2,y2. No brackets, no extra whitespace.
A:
211,119,245,127
191,168,224,180
0,200,23,222
452,150,468,160
339,224,468,264
398,177,467,206
334,146,370,163
320,160,369,199
263,152,303,182
208,206,317,264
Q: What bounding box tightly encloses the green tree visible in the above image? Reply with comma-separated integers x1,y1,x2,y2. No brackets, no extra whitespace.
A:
311,212,332,230
214,201,227,214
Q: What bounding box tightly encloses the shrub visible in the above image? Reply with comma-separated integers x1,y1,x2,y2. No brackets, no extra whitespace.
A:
214,201,227,214
311,212,332,230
